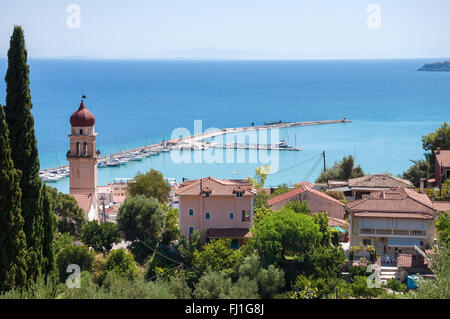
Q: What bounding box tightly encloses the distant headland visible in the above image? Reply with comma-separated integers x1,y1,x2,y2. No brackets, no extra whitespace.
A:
418,61,450,72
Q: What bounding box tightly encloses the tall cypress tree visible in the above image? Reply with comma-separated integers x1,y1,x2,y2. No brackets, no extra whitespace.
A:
0,104,28,292
41,185,56,279
4,25,44,281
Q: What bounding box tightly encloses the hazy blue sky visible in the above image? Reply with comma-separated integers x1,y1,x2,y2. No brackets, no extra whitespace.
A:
0,0,449,59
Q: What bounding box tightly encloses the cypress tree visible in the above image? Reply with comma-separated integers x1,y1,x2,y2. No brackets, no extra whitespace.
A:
0,104,28,291
41,185,56,279
4,25,44,281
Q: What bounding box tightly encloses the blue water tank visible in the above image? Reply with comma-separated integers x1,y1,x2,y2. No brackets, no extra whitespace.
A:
407,275,419,290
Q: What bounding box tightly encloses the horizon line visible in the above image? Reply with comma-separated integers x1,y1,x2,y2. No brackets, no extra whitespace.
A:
2,56,449,62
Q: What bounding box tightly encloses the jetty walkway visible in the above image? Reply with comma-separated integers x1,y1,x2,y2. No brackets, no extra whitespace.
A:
39,118,351,180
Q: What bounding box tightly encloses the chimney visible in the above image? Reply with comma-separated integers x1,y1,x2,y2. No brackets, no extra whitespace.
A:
436,147,441,154
419,178,425,194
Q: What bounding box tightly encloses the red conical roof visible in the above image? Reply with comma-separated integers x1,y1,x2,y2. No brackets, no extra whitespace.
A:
70,100,95,127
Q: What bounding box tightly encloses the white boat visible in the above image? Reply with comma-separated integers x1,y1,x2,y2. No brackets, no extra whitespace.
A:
41,173,62,182
275,139,293,149
106,158,121,166
129,154,144,161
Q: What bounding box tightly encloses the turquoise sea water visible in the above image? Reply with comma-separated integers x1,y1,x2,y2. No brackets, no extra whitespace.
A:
0,59,448,193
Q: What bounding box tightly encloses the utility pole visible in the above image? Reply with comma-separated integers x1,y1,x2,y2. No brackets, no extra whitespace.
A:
323,150,326,172
102,200,106,223
181,263,185,299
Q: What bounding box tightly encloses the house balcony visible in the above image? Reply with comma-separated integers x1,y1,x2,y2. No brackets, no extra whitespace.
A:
359,228,427,238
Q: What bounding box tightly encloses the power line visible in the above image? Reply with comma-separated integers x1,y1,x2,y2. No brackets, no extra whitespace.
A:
302,154,324,182
135,237,182,265
273,153,323,175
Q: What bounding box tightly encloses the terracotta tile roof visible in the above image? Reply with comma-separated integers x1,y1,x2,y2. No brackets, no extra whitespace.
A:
353,211,433,220
175,177,256,196
435,149,450,167
348,187,435,214
206,228,252,239
348,174,413,189
71,194,93,214
432,201,450,212
267,182,345,207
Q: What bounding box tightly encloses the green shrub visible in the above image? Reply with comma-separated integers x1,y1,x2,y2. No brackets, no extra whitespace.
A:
349,265,367,279
386,278,406,293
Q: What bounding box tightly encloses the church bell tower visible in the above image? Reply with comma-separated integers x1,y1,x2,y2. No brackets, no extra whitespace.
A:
67,98,99,218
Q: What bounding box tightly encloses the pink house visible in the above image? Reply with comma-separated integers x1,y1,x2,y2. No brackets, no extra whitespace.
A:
176,177,256,248
268,182,346,221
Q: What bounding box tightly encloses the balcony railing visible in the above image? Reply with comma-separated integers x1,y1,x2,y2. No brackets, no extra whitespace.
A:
359,228,426,237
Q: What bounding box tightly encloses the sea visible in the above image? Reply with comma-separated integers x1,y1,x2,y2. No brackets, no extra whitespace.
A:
0,58,448,194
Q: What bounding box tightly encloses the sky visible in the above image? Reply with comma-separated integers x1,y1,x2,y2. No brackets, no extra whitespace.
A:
0,0,449,59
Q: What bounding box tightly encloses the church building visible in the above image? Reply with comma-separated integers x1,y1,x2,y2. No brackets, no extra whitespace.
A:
67,98,100,221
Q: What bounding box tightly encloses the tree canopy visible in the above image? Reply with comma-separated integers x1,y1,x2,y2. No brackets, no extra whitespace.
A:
0,105,28,291
250,208,322,266
47,186,86,237
4,26,45,282
81,221,121,253
117,195,168,262
422,122,450,172
127,169,171,203
103,248,138,281
315,155,364,183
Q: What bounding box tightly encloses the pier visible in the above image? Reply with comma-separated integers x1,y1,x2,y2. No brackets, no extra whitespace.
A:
39,118,350,181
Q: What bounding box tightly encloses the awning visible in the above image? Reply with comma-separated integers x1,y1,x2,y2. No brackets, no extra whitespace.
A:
388,237,421,247
332,226,347,233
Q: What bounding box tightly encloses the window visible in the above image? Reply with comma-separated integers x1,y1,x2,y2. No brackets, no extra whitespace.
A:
362,239,371,246
205,192,210,197
188,226,194,236
236,192,243,198
229,212,234,220
205,212,211,220
242,210,250,222
80,129,83,135
188,209,194,216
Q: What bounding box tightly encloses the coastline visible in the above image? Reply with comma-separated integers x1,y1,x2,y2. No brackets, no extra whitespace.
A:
39,118,351,178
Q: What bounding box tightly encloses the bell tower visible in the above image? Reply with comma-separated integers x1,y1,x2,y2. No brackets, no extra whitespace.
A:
67,98,99,214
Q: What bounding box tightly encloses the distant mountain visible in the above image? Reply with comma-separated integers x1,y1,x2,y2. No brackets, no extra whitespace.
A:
418,61,450,72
